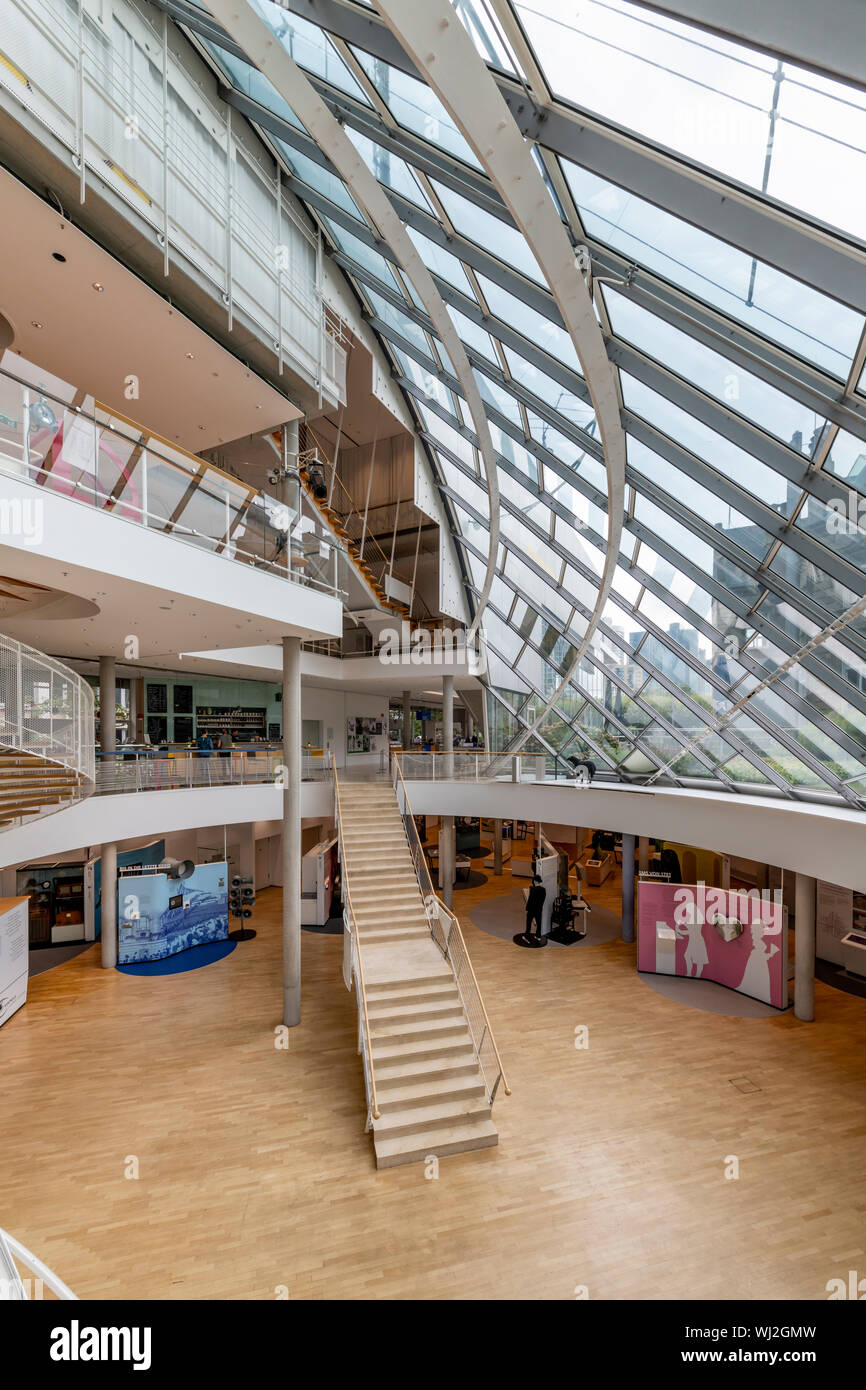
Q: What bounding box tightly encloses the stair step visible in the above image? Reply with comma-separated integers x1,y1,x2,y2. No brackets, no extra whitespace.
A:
366,981,459,1006
360,928,430,945
374,1116,498,1169
371,1017,468,1045
373,1095,490,1138
368,1000,465,1027
372,1034,476,1063
377,1075,486,1112
374,1052,481,1087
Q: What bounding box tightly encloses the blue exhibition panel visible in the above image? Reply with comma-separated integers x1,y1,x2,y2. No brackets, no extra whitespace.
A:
117,862,229,966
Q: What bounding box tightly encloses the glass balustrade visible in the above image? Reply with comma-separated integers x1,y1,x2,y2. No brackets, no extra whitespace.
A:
0,366,347,598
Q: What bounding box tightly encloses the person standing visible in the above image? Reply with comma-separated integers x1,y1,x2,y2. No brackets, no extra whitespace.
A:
525,874,546,939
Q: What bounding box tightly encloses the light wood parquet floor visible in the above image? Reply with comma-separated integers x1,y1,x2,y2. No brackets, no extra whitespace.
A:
2,859,865,1301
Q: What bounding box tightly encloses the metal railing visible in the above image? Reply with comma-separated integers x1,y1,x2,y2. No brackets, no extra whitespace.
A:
395,749,585,782
0,634,95,785
1,0,346,403
94,747,328,794
332,758,380,1125
0,1227,77,1301
0,364,348,599
392,757,510,1107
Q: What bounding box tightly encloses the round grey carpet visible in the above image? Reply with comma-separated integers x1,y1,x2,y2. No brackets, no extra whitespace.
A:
454,869,488,891
469,885,621,947
637,971,785,1018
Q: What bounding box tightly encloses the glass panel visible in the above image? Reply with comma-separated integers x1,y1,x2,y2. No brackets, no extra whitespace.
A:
278,142,360,216
323,218,402,292
823,429,866,495
633,493,763,603
629,437,772,561
406,226,476,297
476,274,581,373
345,127,433,209
206,46,305,129
516,0,866,239
431,181,544,282
364,287,434,358
256,2,371,102
606,290,825,454
564,161,862,378
621,373,799,515
352,49,482,167
502,344,596,433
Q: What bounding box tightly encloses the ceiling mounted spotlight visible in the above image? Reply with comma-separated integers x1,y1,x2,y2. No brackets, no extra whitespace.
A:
91,282,104,292
31,320,43,329
186,352,195,359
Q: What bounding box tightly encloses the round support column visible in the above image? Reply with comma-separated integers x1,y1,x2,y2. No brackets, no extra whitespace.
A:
282,635,301,1027
101,842,117,969
794,873,816,1022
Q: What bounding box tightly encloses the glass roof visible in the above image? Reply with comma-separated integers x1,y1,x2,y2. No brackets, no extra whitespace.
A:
191,0,866,807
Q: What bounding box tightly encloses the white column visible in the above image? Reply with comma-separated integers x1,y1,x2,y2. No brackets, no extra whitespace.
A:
101,842,117,969
442,673,454,779
441,816,455,910
99,655,116,753
794,873,816,1022
282,635,301,1026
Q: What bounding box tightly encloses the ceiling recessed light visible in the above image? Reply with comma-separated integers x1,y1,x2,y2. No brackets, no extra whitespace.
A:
31,321,43,329
199,424,207,431
52,252,67,263
186,352,195,359
92,282,104,292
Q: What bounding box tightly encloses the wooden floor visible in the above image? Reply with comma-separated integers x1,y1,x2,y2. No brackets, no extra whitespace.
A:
3,862,866,1301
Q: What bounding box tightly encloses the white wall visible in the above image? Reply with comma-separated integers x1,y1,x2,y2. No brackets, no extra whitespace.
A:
302,684,390,770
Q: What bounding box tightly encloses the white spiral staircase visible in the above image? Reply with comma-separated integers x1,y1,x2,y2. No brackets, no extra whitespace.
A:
0,635,95,829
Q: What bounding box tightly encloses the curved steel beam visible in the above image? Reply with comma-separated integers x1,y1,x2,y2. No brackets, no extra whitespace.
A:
372,0,626,758
205,0,500,640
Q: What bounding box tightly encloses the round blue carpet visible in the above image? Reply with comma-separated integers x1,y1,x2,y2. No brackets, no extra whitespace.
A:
116,939,237,976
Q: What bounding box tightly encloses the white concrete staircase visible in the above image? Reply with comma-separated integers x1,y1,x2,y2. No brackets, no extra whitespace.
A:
337,781,498,1169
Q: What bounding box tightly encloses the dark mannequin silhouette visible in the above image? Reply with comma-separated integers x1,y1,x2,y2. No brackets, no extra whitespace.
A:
525,875,546,938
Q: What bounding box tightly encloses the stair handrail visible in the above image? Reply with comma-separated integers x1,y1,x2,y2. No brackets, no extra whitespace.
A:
332,759,381,1123
0,1227,78,1300
391,756,510,1104
0,632,95,787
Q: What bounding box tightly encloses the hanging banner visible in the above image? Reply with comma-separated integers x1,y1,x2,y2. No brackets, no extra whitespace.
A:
638,882,786,1008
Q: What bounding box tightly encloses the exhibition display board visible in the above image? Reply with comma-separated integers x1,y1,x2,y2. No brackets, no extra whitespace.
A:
0,897,29,1027
117,863,229,965
638,882,787,1008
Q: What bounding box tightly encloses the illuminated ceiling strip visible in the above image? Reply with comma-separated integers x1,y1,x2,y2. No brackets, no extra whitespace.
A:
205,0,500,640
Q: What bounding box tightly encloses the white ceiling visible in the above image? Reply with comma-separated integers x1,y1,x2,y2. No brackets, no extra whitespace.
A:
0,167,299,452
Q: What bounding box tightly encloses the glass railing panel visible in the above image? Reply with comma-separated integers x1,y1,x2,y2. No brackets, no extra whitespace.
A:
0,377,31,476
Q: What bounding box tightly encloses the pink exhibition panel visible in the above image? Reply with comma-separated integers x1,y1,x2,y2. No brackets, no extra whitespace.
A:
637,882,786,1008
